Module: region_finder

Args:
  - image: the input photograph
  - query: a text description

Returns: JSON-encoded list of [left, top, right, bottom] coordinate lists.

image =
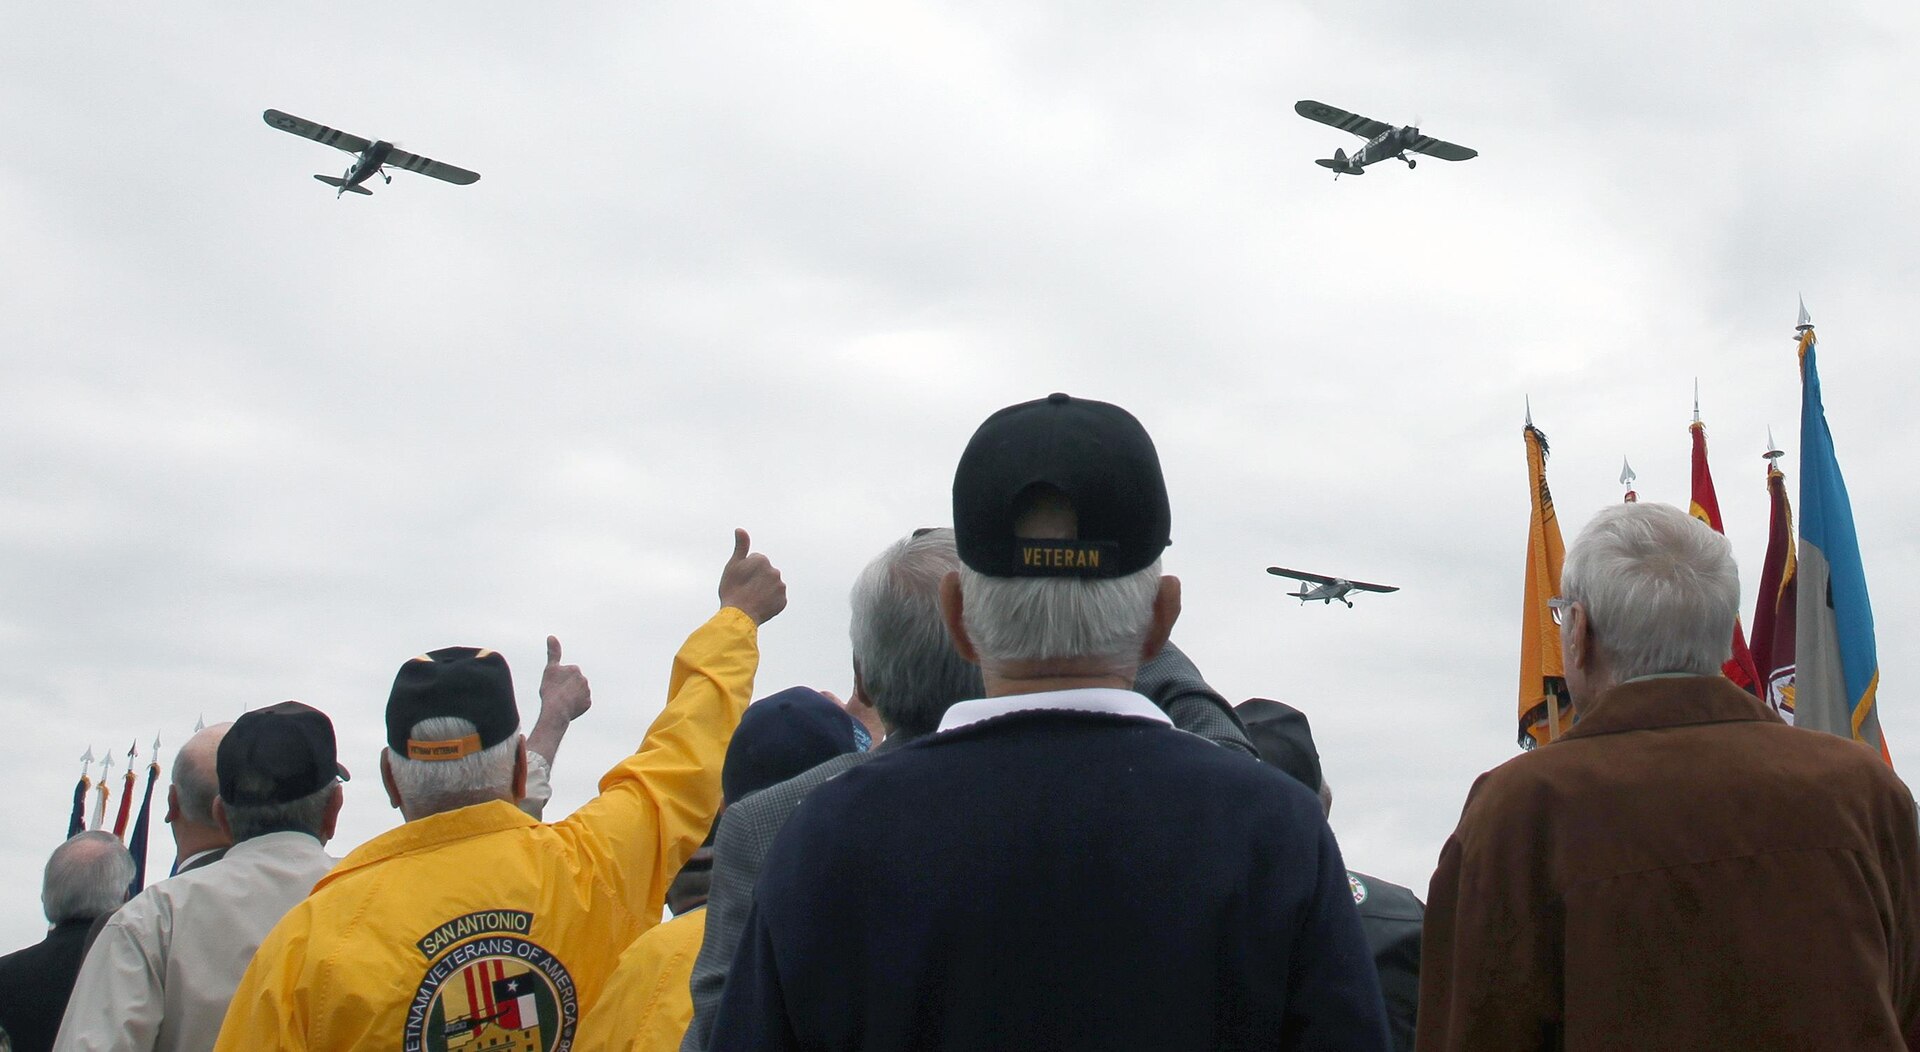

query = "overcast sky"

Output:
[[2, 1, 1917, 953]]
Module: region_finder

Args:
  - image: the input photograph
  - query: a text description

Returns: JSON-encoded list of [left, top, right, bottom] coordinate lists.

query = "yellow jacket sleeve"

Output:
[[551, 607, 759, 936]]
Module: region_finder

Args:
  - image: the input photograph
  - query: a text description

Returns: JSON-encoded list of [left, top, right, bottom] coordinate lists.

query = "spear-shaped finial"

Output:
[[1692, 379, 1701, 424], [1524, 395, 1533, 428], [126, 738, 138, 761], [1796, 294, 1814, 333], [1764, 425, 1785, 462], [80, 746, 95, 771], [1620, 457, 1637, 487], [152, 733, 163, 765], [193, 713, 205, 733]]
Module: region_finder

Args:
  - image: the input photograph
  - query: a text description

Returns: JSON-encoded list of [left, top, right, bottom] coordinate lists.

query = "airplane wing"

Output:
[[1345, 579, 1400, 594], [1404, 135, 1478, 161], [386, 148, 481, 186], [263, 110, 371, 155], [1294, 101, 1392, 141], [1267, 567, 1337, 586]]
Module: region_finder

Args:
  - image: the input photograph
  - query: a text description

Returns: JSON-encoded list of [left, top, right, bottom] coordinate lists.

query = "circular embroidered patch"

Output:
[[1349, 873, 1369, 906], [405, 935, 577, 1052]]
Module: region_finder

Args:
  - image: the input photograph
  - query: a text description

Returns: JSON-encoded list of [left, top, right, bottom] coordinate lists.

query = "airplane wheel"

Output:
[[1408, 158, 1417, 169]]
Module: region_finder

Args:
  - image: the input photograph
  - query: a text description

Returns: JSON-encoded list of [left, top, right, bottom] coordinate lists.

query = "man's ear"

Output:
[[381, 750, 404, 811], [512, 738, 528, 803], [1139, 575, 1182, 662], [939, 571, 980, 664], [211, 796, 232, 839], [164, 784, 180, 825], [320, 784, 345, 842]]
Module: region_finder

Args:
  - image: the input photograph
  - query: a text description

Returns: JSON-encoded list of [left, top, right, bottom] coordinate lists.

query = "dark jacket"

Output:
[[1419, 675, 1920, 1051], [0, 920, 96, 1052], [712, 708, 1389, 1051], [1348, 872, 1421, 1052]]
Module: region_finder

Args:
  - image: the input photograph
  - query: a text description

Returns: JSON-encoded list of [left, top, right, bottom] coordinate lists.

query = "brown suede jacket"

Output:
[[1419, 674, 1920, 1051]]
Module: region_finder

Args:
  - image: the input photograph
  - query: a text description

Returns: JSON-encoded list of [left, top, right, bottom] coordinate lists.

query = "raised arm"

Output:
[[1136, 640, 1256, 757], [519, 635, 593, 819], [550, 530, 785, 927]]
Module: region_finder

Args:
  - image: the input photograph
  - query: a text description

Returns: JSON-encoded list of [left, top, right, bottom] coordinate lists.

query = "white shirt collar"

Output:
[[936, 687, 1173, 733]]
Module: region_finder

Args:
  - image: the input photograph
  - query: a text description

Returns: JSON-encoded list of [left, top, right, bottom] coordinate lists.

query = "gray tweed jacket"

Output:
[[680, 641, 1253, 1050]]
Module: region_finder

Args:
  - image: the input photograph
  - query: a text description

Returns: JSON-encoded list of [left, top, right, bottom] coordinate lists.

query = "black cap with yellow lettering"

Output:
[[386, 647, 521, 761], [952, 393, 1171, 578]]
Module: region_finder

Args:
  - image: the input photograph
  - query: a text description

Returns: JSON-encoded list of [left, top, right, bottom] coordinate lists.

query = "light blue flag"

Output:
[[1793, 321, 1888, 764]]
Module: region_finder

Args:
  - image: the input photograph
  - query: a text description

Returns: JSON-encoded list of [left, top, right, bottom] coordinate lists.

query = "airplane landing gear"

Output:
[[1342, 598, 1354, 608], [1402, 154, 1417, 169]]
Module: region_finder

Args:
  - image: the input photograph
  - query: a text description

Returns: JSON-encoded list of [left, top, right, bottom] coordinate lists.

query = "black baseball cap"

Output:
[[218, 701, 351, 807], [386, 647, 520, 761], [952, 393, 1172, 578], [1235, 698, 1323, 791]]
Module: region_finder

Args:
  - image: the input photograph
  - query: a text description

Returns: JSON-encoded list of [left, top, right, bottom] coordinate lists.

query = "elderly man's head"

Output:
[[941, 394, 1180, 690], [1559, 502, 1740, 701], [167, 721, 233, 861], [42, 831, 135, 926], [849, 528, 985, 737], [214, 702, 349, 845], [380, 647, 527, 821]]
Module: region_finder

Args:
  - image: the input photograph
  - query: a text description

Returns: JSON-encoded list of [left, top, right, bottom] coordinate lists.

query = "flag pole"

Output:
[[68, 748, 95, 839], [125, 734, 163, 896], [91, 750, 113, 831]]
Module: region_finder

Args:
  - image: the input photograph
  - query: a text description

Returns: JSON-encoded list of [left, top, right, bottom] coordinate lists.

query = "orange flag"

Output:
[[1519, 416, 1572, 747], [1688, 418, 1764, 694]]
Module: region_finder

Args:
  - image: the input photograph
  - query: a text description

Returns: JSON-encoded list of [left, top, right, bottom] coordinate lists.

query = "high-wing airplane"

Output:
[[263, 110, 480, 197], [1294, 100, 1477, 179], [1267, 566, 1400, 608]]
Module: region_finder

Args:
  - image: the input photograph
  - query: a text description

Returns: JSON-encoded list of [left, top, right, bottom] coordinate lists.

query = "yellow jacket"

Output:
[[573, 908, 706, 1052], [214, 609, 758, 1052]]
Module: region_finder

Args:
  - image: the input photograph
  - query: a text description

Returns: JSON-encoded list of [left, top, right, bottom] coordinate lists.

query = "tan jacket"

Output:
[[1419, 675, 1920, 1051], [215, 609, 758, 1052]]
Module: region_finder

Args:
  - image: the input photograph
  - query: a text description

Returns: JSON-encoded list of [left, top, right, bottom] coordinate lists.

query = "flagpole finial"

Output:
[[1796, 294, 1814, 333], [1524, 395, 1533, 428], [1620, 456, 1638, 502], [1692, 379, 1700, 424], [193, 714, 205, 733], [81, 746, 95, 766], [152, 732, 163, 755], [1764, 425, 1785, 461]]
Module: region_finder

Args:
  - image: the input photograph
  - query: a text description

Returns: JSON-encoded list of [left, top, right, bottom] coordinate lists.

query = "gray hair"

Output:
[[1561, 502, 1739, 680], [225, 782, 336, 842], [958, 560, 1163, 668], [849, 529, 984, 738], [171, 722, 231, 826], [386, 717, 518, 816], [43, 831, 135, 924]]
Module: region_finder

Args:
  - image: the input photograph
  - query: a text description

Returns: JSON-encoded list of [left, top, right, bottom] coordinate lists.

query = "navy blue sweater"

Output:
[[710, 709, 1389, 1051]]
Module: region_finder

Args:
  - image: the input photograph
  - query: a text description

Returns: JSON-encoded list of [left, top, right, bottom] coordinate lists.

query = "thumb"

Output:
[[546, 635, 562, 667], [731, 528, 751, 563]]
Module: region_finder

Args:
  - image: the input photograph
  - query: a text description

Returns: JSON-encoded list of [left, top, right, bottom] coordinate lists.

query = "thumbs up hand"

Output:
[[538, 635, 593, 724], [718, 529, 787, 626]]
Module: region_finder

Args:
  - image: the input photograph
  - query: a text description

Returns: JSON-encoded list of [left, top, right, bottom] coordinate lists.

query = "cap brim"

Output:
[[336, 762, 352, 783]]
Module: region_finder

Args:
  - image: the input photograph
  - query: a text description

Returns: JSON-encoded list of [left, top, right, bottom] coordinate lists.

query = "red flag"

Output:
[[1689, 420, 1763, 693], [111, 740, 137, 839], [1752, 459, 1798, 722]]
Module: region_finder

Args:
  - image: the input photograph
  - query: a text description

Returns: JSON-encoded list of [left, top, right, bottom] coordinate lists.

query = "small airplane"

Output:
[[1267, 566, 1400, 608], [263, 109, 480, 197], [1294, 100, 1477, 179]]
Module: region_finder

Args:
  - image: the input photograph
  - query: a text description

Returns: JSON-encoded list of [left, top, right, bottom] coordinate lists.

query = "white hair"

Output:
[[44, 831, 135, 924], [224, 783, 336, 843], [385, 717, 518, 817], [849, 529, 984, 737], [958, 560, 1162, 668], [1561, 502, 1739, 680]]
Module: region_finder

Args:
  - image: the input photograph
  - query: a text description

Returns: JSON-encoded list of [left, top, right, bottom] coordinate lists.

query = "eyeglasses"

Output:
[[1547, 597, 1575, 626]]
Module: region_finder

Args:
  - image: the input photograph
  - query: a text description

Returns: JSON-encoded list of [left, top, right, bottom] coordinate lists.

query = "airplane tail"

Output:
[[314, 174, 373, 195], [1315, 148, 1363, 175]]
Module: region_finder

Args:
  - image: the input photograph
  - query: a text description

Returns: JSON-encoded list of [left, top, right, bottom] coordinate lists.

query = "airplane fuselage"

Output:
[[345, 140, 395, 187], [1314, 126, 1421, 175], [1292, 580, 1356, 606]]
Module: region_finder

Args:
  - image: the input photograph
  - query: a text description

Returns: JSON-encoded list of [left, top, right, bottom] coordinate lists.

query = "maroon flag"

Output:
[[125, 736, 161, 895], [1752, 457, 1798, 722]]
